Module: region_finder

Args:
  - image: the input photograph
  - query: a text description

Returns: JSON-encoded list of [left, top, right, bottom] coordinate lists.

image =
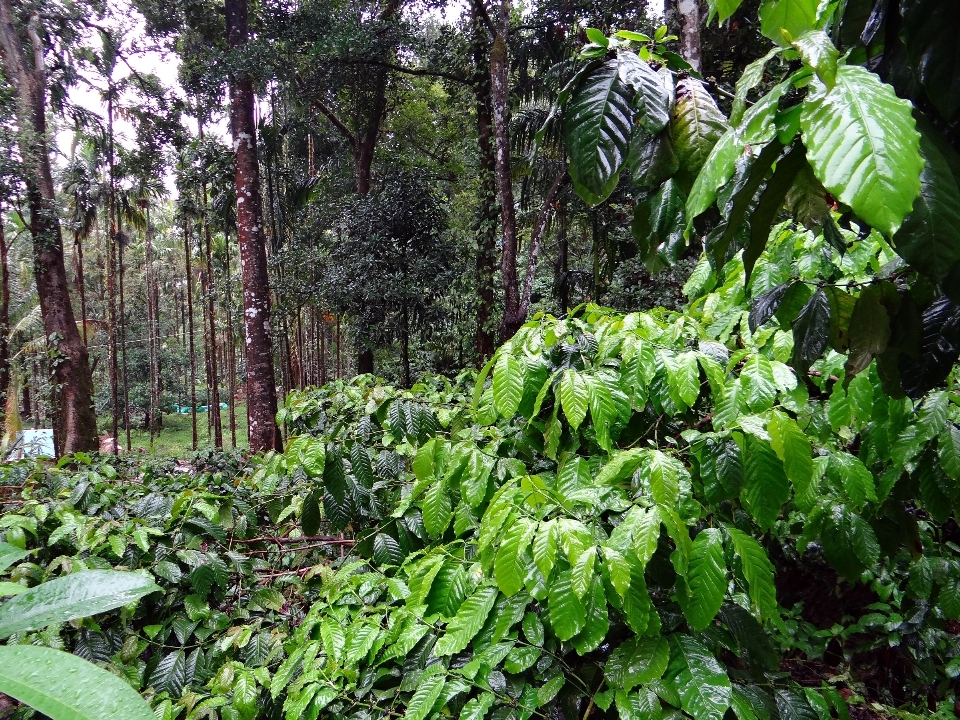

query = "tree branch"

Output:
[[312, 99, 357, 149]]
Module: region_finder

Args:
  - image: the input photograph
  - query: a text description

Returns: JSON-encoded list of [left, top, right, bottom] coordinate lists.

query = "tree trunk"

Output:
[[107, 92, 119, 450], [0, 4, 98, 455], [489, 0, 522, 340], [184, 223, 198, 450], [224, 230, 237, 448], [472, 0, 498, 363], [118, 216, 131, 450], [226, 0, 282, 453], [677, 0, 702, 72], [74, 229, 87, 346], [201, 169, 222, 448], [0, 211, 10, 406]]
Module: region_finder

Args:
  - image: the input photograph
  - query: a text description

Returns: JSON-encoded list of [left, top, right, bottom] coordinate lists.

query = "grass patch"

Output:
[[105, 403, 249, 456]]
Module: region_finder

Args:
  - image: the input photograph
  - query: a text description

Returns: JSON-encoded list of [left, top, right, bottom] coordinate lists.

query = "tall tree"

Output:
[[225, 0, 281, 452], [0, 2, 98, 454]]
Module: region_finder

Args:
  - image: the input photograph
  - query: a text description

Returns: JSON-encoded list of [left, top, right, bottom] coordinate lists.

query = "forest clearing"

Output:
[[1, 0, 960, 718]]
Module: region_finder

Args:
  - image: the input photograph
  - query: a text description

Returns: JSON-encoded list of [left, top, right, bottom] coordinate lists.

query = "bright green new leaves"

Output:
[[560, 370, 589, 430], [679, 528, 728, 630], [800, 65, 923, 237], [586, 375, 616, 451], [791, 31, 838, 87], [596, 449, 644, 486], [493, 352, 523, 418], [743, 435, 789, 530], [637, 450, 685, 507], [741, 354, 777, 412], [0, 570, 159, 639], [495, 518, 537, 597], [726, 527, 781, 626], [759, 0, 819, 45], [768, 411, 813, 502], [671, 78, 729, 185], [435, 586, 499, 656], [605, 635, 670, 690], [564, 58, 635, 205], [664, 634, 732, 720], [0, 644, 155, 720], [422, 480, 452, 538], [548, 569, 586, 640]]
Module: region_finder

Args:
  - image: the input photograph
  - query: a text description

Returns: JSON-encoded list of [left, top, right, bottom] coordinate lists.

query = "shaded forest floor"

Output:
[[101, 402, 250, 455]]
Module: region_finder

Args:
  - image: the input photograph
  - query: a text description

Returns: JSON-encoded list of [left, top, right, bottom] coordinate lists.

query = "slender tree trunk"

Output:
[[472, 0, 498, 362], [336, 316, 341, 379], [145, 206, 160, 440], [118, 216, 131, 450], [224, 231, 237, 448], [0, 212, 10, 406], [319, 313, 326, 385], [677, 0, 703, 72], [184, 224, 198, 450], [107, 93, 119, 451], [0, 5, 98, 454], [226, 0, 281, 453]]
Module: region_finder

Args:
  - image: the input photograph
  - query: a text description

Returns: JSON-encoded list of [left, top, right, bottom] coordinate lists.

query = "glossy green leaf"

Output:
[[731, 48, 781, 125], [743, 436, 789, 531], [800, 65, 923, 236], [495, 518, 537, 597], [679, 528, 728, 630], [768, 411, 813, 501], [792, 31, 838, 87], [571, 576, 609, 655], [791, 288, 831, 373], [0, 570, 159, 639], [726, 527, 780, 625], [548, 569, 586, 641], [671, 78, 729, 187], [664, 634, 732, 720], [422, 480, 452, 538], [404, 673, 445, 720], [0, 644, 155, 720], [560, 369, 589, 430], [564, 58, 635, 204], [493, 352, 524, 418], [605, 635, 670, 690], [435, 585, 499, 656], [618, 52, 673, 133], [741, 354, 777, 413]]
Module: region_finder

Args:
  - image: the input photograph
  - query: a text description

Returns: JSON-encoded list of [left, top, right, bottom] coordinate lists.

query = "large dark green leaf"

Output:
[[791, 289, 831, 373], [0, 645, 155, 720], [605, 635, 670, 690], [749, 282, 791, 332], [564, 58, 635, 205], [0, 570, 159, 639], [800, 65, 923, 236], [0, 541, 29, 573], [892, 121, 960, 286], [671, 78, 728, 189], [618, 52, 673, 133], [845, 284, 891, 376], [901, 0, 960, 120], [743, 145, 807, 283], [629, 129, 679, 188], [743, 436, 789, 531], [647, 179, 688, 264]]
